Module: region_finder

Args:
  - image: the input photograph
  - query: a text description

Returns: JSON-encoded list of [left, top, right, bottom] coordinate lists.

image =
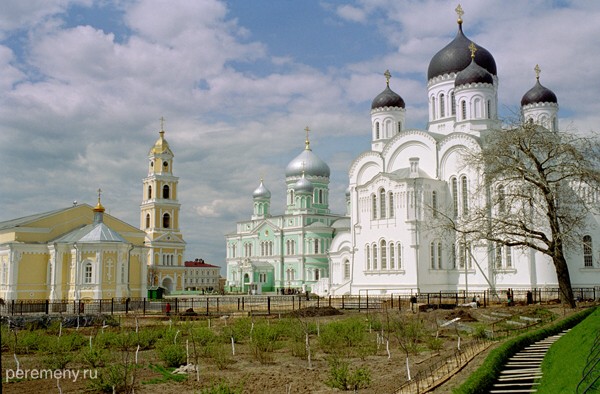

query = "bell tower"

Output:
[[140, 118, 186, 292]]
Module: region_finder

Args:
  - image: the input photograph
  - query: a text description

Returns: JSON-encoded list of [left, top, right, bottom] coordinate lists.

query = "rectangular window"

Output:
[[84, 264, 92, 284]]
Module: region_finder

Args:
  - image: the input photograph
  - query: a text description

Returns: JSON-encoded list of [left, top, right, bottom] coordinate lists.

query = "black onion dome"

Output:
[[521, 80, 558, 106], [371, 85, 405, 109], [428, 24, 497, 80], [455, 58, 493, 87]]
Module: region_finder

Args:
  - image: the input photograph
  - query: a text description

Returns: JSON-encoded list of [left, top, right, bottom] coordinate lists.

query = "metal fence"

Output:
[[0, 287, 596, 317]]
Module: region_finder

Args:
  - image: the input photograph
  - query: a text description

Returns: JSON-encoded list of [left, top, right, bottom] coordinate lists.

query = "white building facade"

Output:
[[316, 13, 600, 296]]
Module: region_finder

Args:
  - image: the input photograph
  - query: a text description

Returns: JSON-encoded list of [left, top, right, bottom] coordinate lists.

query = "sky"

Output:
[[2, 0, 600, 274]]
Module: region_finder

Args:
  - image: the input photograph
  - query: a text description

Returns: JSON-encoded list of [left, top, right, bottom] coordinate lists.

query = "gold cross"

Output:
[[304, 126, 311, 149], [534, 64, 541, 80], [469, 42, 477, 59], [384, 69, 391, 86], [97, 188, 102, 204], [159, 116, 165, 131], [455, 4, 464, 24]]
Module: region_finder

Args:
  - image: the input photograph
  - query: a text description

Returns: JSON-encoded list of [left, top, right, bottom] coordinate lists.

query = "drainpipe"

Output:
[[127, 244, 134, 297], [73, 243, 79, 302]]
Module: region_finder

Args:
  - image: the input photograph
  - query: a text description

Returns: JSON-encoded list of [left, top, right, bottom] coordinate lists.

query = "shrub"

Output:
[[157, 342, 186, 367], [250, 323, 281, 364], [326, 357, 371, 391], [319, 318, 366, 355], [88, 363, 135, 393], [80, 346, 107, 368]]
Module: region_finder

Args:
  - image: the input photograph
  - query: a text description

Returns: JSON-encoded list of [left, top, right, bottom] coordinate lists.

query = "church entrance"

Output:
[[162, 277, 174, 294]]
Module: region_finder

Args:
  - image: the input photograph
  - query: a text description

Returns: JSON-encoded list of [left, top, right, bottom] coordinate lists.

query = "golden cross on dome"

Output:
[[159, 116, 165, 131], [304, 126, 311, 150], [455, 4, 464, 24], [534, 64, 541, 80], [97, 188, 102, 204], [384, 69, 391, 86], [468, 42, 477, 59]]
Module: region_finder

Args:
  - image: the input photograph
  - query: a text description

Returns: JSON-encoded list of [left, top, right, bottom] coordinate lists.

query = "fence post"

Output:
[[298, 295, 302, 310], [216, 297, 219, 313], [175, 298, 178, 314], [390, 294, 394, 309], [328, 295, 331, 307], [206, 298, 210, 316], [317, 296, 320, 308], [111, 298, 114, 315], [342, 295, 345, 309], [267, 296, 271, 315], [45, 299, 49, 315], [242, 297, 245, 311], [398, 295, 401, 311], [143, 298, 146, 315]]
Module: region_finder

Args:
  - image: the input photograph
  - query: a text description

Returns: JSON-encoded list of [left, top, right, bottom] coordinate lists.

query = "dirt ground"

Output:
[[0, 304, 583, 394]]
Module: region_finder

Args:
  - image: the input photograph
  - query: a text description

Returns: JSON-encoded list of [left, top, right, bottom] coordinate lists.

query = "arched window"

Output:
[[84, 262, 93, 284], [398, 121, 402, 133], [380, 240, 387, 269], [319, 189, 323, 204], [375, 122, 380, 139], [344, 260, 350, 279], [289, 190, 294, 205], [162, 213, 170, 228], [451, 177, 458, 217], [389, 244, 395, 269], [163, 185, 170, 199], [366, 245, 371, 270], [145, 214, 151, 229], [438, 242, 443, 269], [148, 185, 152, 199], [397, 243, 402, 269], [372, 194, 377, 220], [584, 235, 593, 267], [495, 243, 502, 268], [431, 96, 436, 120], [440, 93, 445, 117], [315, 269, 320, 280], [379, 189, 386, 218], [461, 176, 469, 215], [487, 100, 491, 119], [314, 238, 319, 254], [451, 91, 456, 115], [474, 98, 481, 118], [505, 247, 512, 268], [388, 192, 394, 218], [372, 243, 378, 270], [461, 101, 467, 120], [432, 191, 438, 218]]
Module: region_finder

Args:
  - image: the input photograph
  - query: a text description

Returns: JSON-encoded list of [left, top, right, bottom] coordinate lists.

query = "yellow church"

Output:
[[0, 125, 187, 301]]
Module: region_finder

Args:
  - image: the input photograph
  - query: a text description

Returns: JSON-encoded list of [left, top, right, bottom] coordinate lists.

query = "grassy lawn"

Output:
[[536, 307, 600, 393]]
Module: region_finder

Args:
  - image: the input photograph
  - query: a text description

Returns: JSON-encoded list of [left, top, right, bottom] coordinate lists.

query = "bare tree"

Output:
[[443, 122, 600, 308]]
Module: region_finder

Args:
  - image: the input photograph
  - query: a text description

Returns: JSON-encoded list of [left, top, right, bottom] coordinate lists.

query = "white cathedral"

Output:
[[227, 9, 600, 296]]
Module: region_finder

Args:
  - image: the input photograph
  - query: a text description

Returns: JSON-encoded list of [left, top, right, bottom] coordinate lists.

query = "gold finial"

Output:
[[94, 188, 105, 212], [534, 64, 541, 80], [160, 116, 165, 131], [304, 126, 311, 150], [468, 42, 477, 59], [455, 4, 464, 24], [384, 69, 391, 86]]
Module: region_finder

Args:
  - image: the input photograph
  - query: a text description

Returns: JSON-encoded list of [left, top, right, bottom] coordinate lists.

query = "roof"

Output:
[[184, 260, 220, 268]]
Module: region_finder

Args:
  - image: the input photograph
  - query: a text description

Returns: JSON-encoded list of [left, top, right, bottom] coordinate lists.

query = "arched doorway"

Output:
[[162, 277, 173, 294], [243, 273, 250, 293]]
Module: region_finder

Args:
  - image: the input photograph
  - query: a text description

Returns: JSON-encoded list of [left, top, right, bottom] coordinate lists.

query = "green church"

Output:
[[225, 130, 347, 294]]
